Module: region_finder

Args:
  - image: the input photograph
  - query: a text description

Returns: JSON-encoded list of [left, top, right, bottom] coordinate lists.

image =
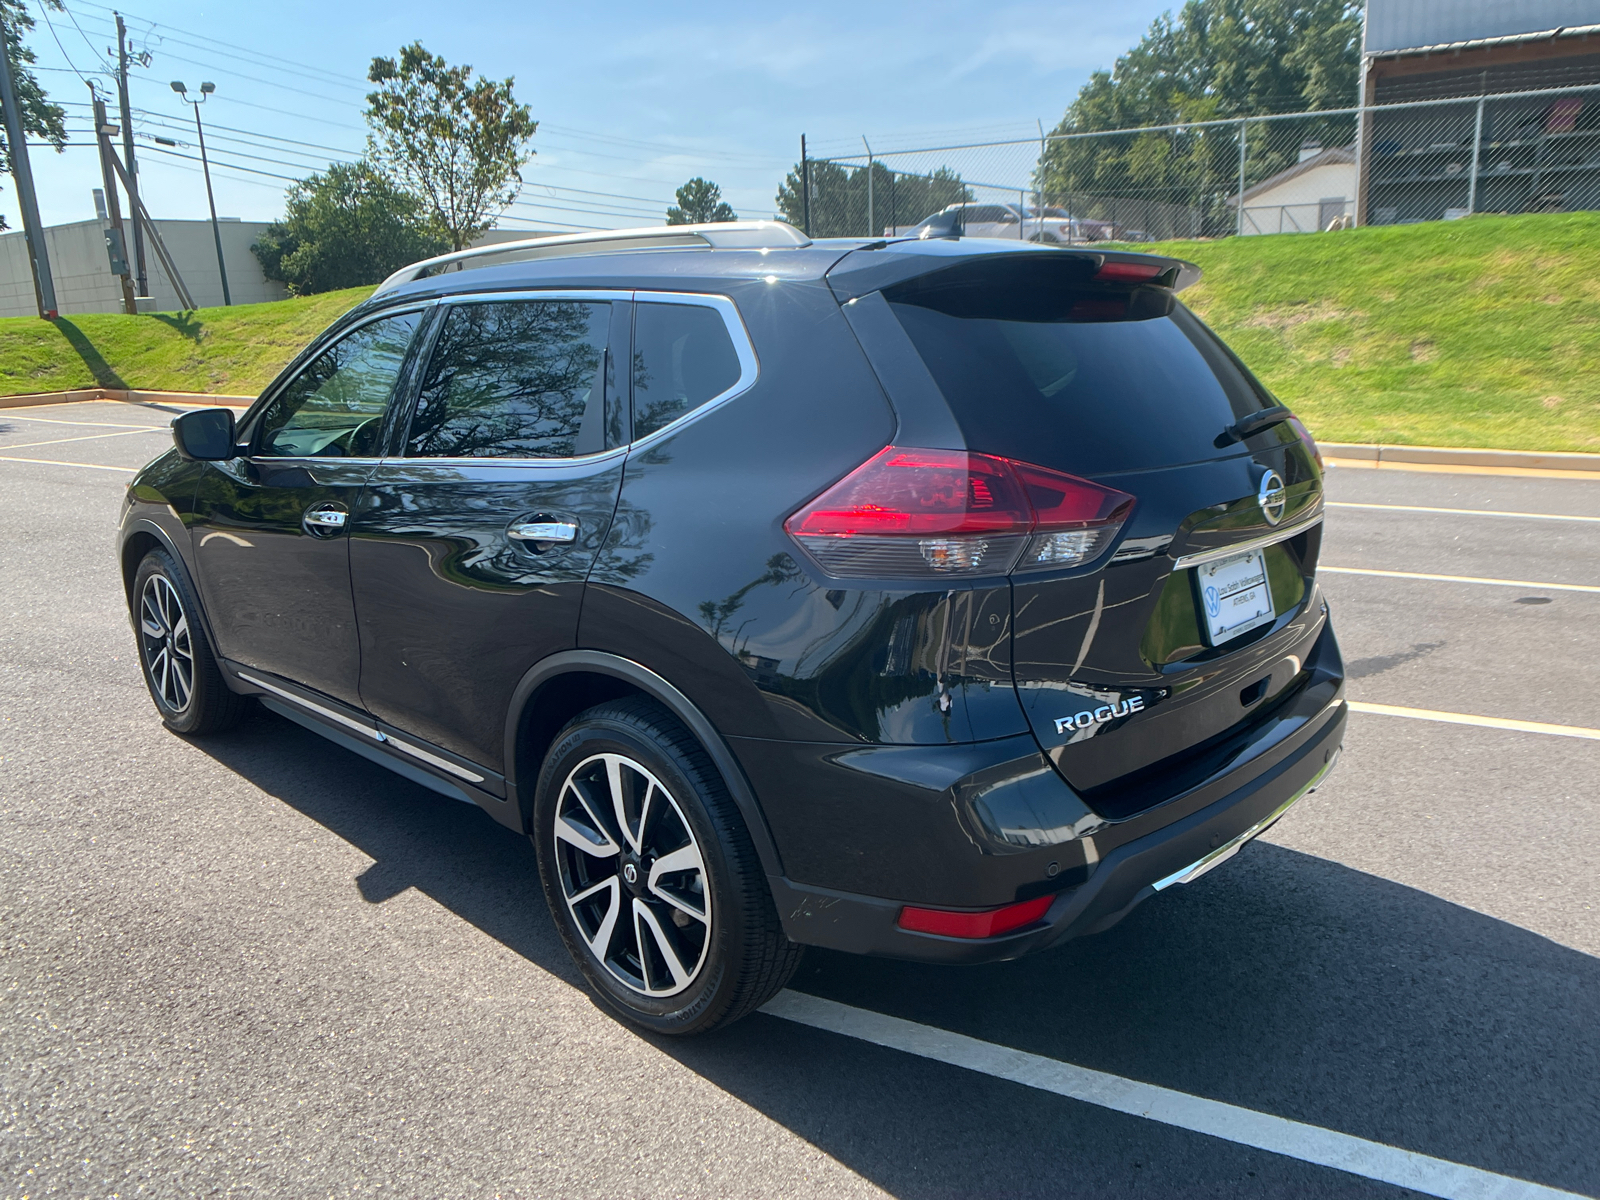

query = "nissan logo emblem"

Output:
[[1257, 470, 1287, 526]]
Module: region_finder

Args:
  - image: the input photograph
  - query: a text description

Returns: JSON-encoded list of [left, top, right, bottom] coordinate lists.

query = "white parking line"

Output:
[[1327, 501, 1600, 524], [1348, 701, 1600, 741], [1321, 566, 1600, 594], [1, 428, 163, 451], [762, 991, 1588, 1200], [0, 455, 135, 472], [0, 413, 168, 429]]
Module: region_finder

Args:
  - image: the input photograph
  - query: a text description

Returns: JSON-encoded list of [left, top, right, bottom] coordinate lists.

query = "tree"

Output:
[[251, 161, 449, 295], [0, 0, 67, 231], [365, 42, 537, 251], [775, 160, 970, 237], [666, 177, 736, 225], [1035, 0, 1361, 235]]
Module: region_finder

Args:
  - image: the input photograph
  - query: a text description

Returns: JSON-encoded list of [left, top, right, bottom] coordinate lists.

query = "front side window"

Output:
[[254, 311, 421, 458], [406, 300, 610, 459], [630, 302, 741, 441]]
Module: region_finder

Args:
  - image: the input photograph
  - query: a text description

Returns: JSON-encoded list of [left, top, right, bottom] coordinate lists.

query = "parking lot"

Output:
[[3, 400, 1597, 1199]]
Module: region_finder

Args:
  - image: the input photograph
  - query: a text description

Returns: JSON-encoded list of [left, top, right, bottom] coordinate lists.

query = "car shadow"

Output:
[[192, 706, 1600, 1199]]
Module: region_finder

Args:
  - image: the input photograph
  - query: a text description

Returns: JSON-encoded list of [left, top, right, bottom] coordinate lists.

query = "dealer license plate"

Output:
[[1194, 548, 1275, 646]]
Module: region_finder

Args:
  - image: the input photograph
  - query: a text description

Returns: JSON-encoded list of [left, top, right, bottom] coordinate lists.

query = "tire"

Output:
[[131, 549, 250, 735], [533, 697, 803, 1035]]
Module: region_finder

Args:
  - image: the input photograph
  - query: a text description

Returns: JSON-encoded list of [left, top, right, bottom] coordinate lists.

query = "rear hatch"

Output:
[[833, 246, 1326, 818]]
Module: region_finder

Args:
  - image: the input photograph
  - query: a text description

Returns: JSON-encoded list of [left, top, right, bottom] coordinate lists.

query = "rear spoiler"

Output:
[[824, 239, 1201, 304]]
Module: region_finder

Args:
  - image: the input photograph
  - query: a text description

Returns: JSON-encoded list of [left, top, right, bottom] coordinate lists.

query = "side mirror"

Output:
[[171, 408, 237, 461]]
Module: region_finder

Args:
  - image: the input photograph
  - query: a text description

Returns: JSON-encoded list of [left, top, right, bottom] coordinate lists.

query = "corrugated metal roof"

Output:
[[1366, 0, 1600, 55]]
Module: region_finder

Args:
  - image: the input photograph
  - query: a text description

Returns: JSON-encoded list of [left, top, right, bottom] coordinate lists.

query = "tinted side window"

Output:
[[631, 302, 741, 441], [405, 300, 611, 459], [255, 311, 421, 458]]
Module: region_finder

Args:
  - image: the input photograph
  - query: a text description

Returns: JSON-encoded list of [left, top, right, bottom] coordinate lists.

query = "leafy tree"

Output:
[[776, 160, 970, 237], [365, 42, 538, 251], [1036, 0, 1360, 235], [251, 161, 448, 295], [666, 177, 736, 224], [0, 0, 67, 231]]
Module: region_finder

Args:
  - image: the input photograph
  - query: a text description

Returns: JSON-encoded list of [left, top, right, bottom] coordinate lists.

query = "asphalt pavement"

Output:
[[2, 401, 1597, 1199]]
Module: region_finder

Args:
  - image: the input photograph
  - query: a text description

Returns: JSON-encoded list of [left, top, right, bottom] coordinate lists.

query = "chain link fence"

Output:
[[802, 82, 1600, 243]]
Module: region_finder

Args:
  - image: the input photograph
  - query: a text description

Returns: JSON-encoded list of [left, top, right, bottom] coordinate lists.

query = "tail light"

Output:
[[785, 446, 1134, 579], [1287, 416, 1323, 472], [1094, 260, 1163, 283]]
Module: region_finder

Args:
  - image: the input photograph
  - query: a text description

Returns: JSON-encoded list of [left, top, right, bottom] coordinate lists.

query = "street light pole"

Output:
[[171, 80, 230, 306]]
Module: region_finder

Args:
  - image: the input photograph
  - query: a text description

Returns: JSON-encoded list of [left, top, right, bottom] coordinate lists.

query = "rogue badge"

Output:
[[1055, 695, 1145, 734]]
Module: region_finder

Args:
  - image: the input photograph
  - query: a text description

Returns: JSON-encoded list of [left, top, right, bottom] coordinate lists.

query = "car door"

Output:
[[348, 293, 630, 776], [189, 307, 426, 707]]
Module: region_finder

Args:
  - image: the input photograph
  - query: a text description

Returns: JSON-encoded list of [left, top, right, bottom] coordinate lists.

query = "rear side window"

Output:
[[406, 300, 610, 459], [886, 272, 1276, 476], [631, 302, 741, 441]]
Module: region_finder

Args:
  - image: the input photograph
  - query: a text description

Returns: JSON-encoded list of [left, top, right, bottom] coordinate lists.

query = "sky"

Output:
[[5, 0, 1174, 236]]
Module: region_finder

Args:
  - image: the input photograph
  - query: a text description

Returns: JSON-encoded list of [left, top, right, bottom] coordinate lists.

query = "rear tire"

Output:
[[533, 697, 802, 1035], [131, 549, 249, 735]]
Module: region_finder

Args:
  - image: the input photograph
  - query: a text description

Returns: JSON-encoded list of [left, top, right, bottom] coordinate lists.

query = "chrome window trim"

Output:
[[392, 288, 759, 466], [1170, 513, 1323, 571]]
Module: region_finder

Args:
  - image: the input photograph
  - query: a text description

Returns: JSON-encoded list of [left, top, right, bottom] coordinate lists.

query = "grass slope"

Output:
[[0, 287, 371, 398], [1139, 211, 1600, 452]]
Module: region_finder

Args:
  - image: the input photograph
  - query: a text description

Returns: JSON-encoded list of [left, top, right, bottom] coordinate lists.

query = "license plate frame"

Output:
[[1193, 547, 1276, 646]]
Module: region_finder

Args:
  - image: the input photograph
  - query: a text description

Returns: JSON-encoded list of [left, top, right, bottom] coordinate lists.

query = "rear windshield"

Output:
[[884, 261, 1276, 475]]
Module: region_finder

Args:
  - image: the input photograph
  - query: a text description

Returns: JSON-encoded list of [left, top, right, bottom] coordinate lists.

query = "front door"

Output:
[[190, 308, 425, 706], [350, 295, 629, 773]]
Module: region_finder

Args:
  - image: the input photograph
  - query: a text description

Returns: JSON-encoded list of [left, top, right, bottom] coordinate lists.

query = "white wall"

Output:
[[1239, 162, 1359, 235], [0, 217, 287, 317]]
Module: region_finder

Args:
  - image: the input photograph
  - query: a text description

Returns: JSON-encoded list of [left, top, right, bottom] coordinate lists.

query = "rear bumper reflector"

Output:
[[897, 893, 1054, 939]]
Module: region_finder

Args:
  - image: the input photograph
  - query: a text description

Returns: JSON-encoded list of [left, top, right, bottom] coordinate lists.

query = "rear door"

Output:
[[348, 293, 629, 776], [866, 252, 1326, 816]]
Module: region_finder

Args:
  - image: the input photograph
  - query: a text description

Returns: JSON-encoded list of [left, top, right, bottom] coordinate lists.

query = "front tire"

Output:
[[131, 549, 249, 735], [533, 698, 802, 1035]]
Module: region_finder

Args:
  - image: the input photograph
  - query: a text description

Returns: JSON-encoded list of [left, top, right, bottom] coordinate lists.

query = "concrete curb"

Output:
[[0, 387, 255, 410], [1320, 441, 1600, 477]]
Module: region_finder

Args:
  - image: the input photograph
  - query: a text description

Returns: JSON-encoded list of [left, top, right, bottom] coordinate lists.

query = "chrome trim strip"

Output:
[[1171, 514, 1323, 571], [237, 670, 486, 784], [383, 734, 487, 783], [1152, 748, 1339, 891], [236, 671, 374, 737]]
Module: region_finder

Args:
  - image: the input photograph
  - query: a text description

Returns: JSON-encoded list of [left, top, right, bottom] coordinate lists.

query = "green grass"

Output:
[[0, 286, 372, 398], [1134, 211, 1600, 453], [4, 213, 1599, 451]]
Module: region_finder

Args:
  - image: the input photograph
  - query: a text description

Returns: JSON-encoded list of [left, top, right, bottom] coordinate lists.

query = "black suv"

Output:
[[119, 221, 1345, 1035]]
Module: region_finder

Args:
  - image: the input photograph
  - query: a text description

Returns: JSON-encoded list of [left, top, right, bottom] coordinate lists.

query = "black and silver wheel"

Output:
[[131, 549, 249, 734], [534, 698, 802, 1035]]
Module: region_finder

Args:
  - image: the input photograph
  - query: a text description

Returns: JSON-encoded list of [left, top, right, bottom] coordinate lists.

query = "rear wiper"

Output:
[[1216, 405, 1294, 447]]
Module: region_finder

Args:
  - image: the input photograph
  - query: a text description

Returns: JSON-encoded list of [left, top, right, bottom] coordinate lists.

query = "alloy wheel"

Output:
[[553, 752, 711, 997], [139, 573, 194, 712]]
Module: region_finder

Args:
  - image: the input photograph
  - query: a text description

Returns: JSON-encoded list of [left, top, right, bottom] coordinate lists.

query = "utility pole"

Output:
[[172, 80, 229, 305], [91, 90, 138, 314], [114, 12, 147, 296], [0, 16, 58, 318]]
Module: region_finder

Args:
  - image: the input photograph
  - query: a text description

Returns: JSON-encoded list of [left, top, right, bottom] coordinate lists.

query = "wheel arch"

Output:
[[504, 650, 785, 879], [119, 519, 223, 656]]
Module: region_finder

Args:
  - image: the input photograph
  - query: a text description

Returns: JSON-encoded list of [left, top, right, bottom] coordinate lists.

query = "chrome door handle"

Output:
[[508, 520, 578, 544], [303, 509, 348, 529]]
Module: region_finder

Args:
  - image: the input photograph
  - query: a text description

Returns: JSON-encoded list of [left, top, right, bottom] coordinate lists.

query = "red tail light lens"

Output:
[[785, 446, 1134, 579], [898, 894, 1054, 939], [1094, 260, 1163, 283]]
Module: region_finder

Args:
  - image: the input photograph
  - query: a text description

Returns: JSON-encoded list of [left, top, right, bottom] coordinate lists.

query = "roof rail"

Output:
[[372, 220, 813, 296]]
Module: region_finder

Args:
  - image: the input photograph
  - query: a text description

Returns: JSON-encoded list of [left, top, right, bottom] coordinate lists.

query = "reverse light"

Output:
[[898, 894, 1055, 939], [784, 446, 1134, 579]]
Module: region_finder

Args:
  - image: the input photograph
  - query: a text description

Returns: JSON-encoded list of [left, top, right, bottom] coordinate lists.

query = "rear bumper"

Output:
[[768, 685, 1346, 964]]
